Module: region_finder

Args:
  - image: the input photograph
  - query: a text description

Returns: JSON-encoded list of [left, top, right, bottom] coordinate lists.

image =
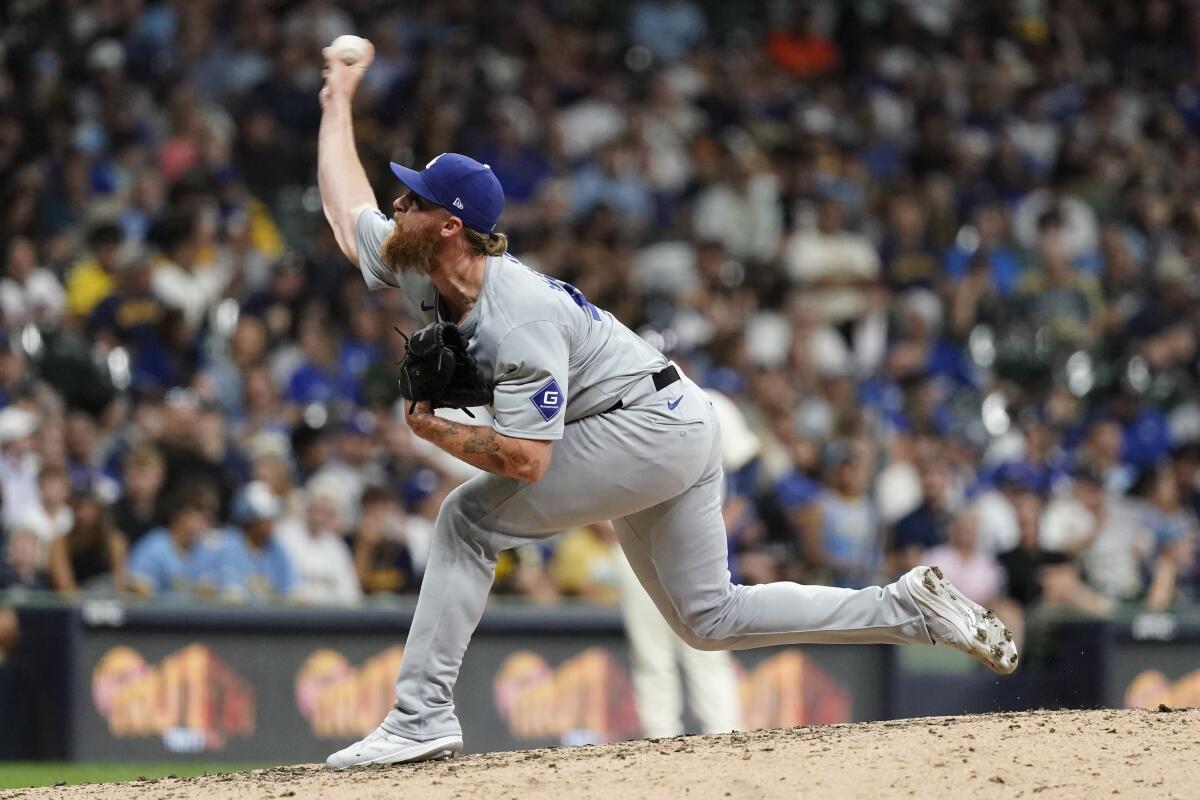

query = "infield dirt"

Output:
[[6, 708, 1199, 800]]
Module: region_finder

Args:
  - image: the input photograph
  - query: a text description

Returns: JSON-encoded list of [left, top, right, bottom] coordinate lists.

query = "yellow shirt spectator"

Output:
[[66, 223, 124, 317], [66, 258, 116, 316]]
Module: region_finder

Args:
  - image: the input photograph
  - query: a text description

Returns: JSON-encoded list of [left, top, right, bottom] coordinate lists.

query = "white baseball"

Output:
[[330, 34, 367, 65]]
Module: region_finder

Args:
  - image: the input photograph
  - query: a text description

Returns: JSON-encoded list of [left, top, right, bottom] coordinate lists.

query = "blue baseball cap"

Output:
[[389, 153, 505, 233]]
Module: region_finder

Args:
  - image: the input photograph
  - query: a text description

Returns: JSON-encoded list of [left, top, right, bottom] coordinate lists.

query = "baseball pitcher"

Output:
[[317, 39, 1018, 768]]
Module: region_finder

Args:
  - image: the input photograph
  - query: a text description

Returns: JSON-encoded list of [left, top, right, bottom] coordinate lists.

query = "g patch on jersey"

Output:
[[530, 378, 564, 422]]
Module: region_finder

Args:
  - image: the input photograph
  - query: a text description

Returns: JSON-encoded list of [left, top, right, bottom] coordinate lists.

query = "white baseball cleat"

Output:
[[904, 565, 1019, 675], [325, 727, 463, 769]]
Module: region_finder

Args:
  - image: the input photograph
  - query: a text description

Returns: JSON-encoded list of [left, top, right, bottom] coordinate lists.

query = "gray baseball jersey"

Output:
[[346, 206, 936, 748], [357, 209, 671, 436]]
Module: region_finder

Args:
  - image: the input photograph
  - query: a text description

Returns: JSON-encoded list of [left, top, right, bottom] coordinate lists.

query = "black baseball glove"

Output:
[[396, 321, 493, 416]]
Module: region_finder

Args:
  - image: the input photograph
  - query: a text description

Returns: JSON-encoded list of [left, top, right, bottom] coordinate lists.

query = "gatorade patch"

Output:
[[530, 379, 564, 422]]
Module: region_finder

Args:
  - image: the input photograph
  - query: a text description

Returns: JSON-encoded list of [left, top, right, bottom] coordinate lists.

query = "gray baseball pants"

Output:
[[383, 374, 932, 740]]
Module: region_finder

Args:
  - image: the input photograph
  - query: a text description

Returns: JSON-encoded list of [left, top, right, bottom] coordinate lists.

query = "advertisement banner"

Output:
[[74, 623, 887, 762]]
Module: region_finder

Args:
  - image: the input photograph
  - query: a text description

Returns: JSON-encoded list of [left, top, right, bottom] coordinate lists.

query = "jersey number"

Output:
[[555, 280, 602, 322], [533, 270, 602, 322]]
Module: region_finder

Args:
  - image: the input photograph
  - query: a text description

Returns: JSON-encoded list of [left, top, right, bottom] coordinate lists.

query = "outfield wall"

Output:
[[1, 599, 1197, 762]]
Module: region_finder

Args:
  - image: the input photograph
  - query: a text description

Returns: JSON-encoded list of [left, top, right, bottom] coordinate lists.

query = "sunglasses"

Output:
[[400, 191, 442, 214]]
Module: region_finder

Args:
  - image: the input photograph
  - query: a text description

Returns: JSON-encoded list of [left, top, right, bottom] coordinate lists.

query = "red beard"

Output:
[[381, 216, 439, 276]]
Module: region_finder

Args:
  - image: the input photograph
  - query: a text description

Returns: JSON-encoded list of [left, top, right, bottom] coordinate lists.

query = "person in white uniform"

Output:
[[317, 41, 1019, 769]]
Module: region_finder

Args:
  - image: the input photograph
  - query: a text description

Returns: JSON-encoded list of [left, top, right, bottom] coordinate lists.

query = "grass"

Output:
[[0, 762, 274, 789]]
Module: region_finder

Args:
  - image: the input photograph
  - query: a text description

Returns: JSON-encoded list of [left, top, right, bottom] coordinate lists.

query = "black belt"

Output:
[[603, 364, 679, 413]]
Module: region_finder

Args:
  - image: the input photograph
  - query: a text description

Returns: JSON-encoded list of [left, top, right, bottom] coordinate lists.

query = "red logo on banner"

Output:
[[294, 647, 406, 738], [91, 644, 255, 752]]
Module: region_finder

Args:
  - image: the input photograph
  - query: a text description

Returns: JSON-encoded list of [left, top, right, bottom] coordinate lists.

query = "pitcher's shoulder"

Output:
[[485, 254, 581, 324]]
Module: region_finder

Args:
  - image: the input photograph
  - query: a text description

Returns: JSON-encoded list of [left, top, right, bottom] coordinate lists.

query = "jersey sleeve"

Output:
[[354, 208, 434, 303], [491, 321, 570, 441]]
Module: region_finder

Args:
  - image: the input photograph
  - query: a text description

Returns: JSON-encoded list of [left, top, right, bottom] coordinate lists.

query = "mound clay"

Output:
[[8, 708, 1200, 800]]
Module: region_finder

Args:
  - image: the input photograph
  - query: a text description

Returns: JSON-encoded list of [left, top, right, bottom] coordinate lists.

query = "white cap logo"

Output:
[[452, 198, 464, 209]]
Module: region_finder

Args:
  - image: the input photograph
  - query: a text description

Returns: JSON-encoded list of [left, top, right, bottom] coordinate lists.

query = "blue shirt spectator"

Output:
[[126, 488, 213, 597], [189, 481, 296, 602], [189, 528, 295, 602], [629, 0, 708, 62]]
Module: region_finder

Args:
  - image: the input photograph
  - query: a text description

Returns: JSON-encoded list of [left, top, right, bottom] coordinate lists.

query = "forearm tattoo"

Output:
[[422, 416, 542, 480]]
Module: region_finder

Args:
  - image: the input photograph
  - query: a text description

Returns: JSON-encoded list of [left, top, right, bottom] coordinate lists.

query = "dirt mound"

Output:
[[8, 708, 1200, 800]]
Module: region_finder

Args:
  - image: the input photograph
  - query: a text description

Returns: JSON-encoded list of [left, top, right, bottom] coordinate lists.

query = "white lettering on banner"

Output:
[[82, 600, 126, 627], [1131, 613, 1177, 641]]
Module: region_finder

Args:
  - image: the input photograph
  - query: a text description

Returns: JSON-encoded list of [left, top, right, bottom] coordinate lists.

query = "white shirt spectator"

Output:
[[557, 93, 626, 160], [783, 227, 880, 324], [0, 407, 42, 529], [971, 489, 1021, 555], [276, 489, 362, 607], [692, 173, 783, 265], [1012, 189, 1099, 261], [151, 255, 233, 331], [1040, 495, 1150, 601], [0, 268, 66, 328]]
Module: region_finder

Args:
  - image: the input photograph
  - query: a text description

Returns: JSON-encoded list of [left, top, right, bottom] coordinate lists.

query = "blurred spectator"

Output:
[[126, 483, 216, 598], [691, 146, 782, 266], [943, 203, 1022, 296], [1131, 464, 1197, 611], [1017, 213, 1105, 351], [765, 4, 840, 77], [109, 445, 166, 546], [0, 407, 41, 528], [889, 459, 955, 575], [16, 463, 73, 572], [65, 222, 123, 318], [47, 480, 127, 596], [352, 485, 417, 595], [150, 209, 235, 333], [1040, 466, 1149, 605], [276, 484, 361, 606], [155, 388, 235, 515], [801, 439, 880, 588], [998, 492, 1113, 616], [284, 311, 359, 409], [923, 510, 1004, 606], [0, 237, 65, 329], [397, 468, 441, 579], [1077, 418, 1136, 494], [971, 462, 1039, 556], [191, 480, 295, 603], [86, 242, 168, 354], [550, 523, 619, 602], [0, 520, 51, 592], [629, 0, 707, 63], [1123, 250, 1197, 372], [309, 411, 386, 529], [923, 508, 1025, 646], [783, 194, 882, 365], [880, 194, 940, 292]]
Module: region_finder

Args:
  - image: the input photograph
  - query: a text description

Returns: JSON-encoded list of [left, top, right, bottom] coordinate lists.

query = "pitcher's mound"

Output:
[[15, 708, 1200, 800]]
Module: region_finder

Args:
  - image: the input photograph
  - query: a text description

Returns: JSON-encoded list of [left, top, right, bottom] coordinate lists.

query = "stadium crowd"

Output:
[[2, 0, 1200, 649]]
